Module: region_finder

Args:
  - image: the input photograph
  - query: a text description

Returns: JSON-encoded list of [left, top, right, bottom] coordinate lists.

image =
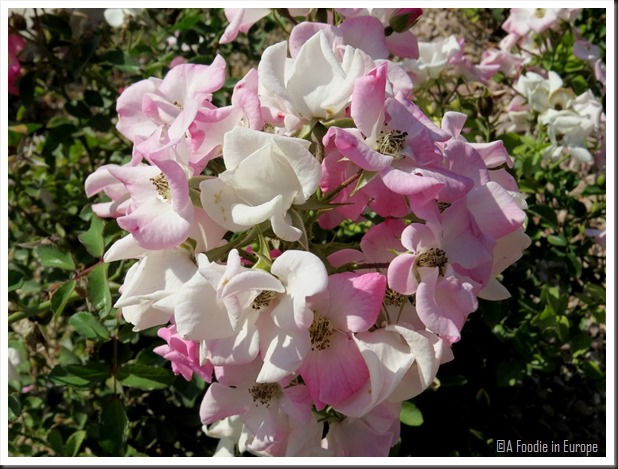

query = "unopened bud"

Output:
[[478, 95, 494, 118], [10, 14, 27, 31], [388, 8, 423, 33]]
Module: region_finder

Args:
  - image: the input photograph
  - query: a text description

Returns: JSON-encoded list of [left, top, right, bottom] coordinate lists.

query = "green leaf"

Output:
[[8, 394, 21, 420], [65, 100, 92, 119], [400, 401, 424, 426], [172, 11, 202, 31], [581, 185, 605, 196], [8, 270, 25, 292], [69, 311, 110, 340], [47, 428, 65, 455], [51, 280, 77, 318], [99, 399, 128, 455], [78, 217, 105, 257], [64, 430, 87, 457], [496, 360, 525, 387], [117, 364, 175, 390], [547, 234, 567, 246], [87, 264, 112, 316], [49, 363, 110, 387], [527, 204, 558, 228], [36, 245, 75, 271], [39, 13, 72, 38]]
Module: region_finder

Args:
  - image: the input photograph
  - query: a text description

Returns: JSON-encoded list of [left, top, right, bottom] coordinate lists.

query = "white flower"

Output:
[[258, 30, 367, 127], [114, 248, 197, 331], [103, 9, 139, 28], [540, 110, 595, 162], [200, 127, 321, 242], [572, 90, 604, 129], [402, 35, 461, 84], [514, 71, 563, 113]]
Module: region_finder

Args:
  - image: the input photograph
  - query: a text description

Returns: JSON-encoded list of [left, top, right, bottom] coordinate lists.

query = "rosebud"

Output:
[[9, 14, 27, 31], [477, 95, 494, 118], [388, 8, 423, 33]]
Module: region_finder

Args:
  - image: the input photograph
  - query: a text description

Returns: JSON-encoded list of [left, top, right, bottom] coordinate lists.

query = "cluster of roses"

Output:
[[498, 8, 606, 170], [396, 7, 606, 171], [85, 8, 530, 457]]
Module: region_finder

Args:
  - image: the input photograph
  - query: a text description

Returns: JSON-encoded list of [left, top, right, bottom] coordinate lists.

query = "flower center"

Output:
[[437, 201, 452, 213], [534, 8, 546, 18], [150, 173, 172, 201], [377, 130, 408, 159], [309, 313, 333, 351], [416, 248, 448, 276], [173, 101, 184, 111], [248, 382, 281, 407], [384, 287, 408, 307], [251, 290, 278, 310]]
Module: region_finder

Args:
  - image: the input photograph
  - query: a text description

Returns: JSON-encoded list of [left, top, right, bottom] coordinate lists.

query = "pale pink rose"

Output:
[[219, 8, 271, 44], [154, 323, 213, 382], [503, 8, 560, 36], [298, 271, 386, 409], [322, 401, 401, 456], [199, 359, 314, 455]]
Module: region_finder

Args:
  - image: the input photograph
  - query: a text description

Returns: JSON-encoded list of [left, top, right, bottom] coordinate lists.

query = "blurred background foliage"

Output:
[[7, 8, 606, 457]]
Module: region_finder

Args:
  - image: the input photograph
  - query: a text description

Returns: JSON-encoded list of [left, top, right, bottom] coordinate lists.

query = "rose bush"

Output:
[[6, 7, 607, 459]]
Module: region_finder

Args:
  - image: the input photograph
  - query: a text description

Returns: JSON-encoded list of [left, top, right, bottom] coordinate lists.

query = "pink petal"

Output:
[[324, 127, 393, 171], [386, 30, 419, 58], [335, 328, 415, 417], [340, 16, 389, 60], [360, 218, 406, 263], [116, 78, 160, 141], [289, 22, 335, 58], [415, 268, 477, 342], [441, 111, 467, 138], [299, 333, 369, 409], [324, 272, 385, 332], [199, 383, 252, 424], [387, 253, 418, 295], [379, 166, 443, 203], [351, 62, 387, 139], [466, 181, 526, 240], [280, 385, 313, 424]]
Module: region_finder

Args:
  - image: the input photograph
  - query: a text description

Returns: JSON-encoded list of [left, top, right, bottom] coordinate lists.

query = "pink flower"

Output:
[[219, 8, 271, 44], [154, 323, 213, 382], [85, 164, 132, 218], [585, 228, 606, 247], [116, 58, 226, 155], [336, 8, 420, 59], [107, 159, 193, 250], [386, 211, 488, 342], [502, 8, 560, 36], [199, 359, 314, 455], [298, 271, 386, 409], [8, 33, 25, 96], [480, 48, 525, 76], [322, 401, 401, 456]]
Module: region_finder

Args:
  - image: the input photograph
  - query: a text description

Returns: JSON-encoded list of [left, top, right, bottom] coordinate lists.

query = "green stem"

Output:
[[270, 9, 291, 36], [8, 292, 80, 325], [323, 171, 362, 202]]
